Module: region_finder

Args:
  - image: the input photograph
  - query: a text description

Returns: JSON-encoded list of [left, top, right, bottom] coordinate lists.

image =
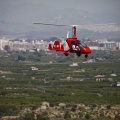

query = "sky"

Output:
[[0, 0, 120, 37]]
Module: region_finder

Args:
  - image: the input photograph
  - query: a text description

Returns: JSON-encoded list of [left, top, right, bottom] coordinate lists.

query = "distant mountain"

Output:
[[0, 2, 120, 39]]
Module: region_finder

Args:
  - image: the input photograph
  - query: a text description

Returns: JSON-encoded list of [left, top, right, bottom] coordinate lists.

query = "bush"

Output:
[[0, 105, 18, 116], [71, 107, 76, 112], [37, 112, 50, 120], [85, 113, 91, 119], [64, 111, 71, 119], [78, 112, 83, 118], [21, 112, 35, 120], [107, 104, 111, 109]]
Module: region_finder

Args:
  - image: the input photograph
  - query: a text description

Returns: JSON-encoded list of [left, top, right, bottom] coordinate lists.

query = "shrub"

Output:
[[21, 112, 35, 120], [37, 112, 50, 120], [71, 107, 76, 112], [85, 113, 91, 119], [64, 111, 71, 119]]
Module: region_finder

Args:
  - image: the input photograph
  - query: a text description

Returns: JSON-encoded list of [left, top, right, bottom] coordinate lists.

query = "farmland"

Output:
[[0, 50, 120, 119]]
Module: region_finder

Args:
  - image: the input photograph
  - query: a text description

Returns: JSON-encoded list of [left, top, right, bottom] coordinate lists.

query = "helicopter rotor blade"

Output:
[[33, 22, 81, 27], [92, 23, 116, 26], [33, 22, 68, 26], [33, 22, 116, 28]]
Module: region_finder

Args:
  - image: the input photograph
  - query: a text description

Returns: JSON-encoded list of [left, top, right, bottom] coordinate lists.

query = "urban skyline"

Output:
[[0, 37, 120, 52]]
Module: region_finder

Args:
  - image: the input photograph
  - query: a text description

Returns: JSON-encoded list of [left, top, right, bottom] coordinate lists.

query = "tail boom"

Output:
[[48, 40, 70, 56]]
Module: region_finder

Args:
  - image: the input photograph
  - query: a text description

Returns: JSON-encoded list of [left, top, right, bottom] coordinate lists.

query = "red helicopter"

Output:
[[34, 23, 91, 57]]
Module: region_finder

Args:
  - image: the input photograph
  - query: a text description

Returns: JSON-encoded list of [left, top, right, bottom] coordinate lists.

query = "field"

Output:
[[0, 50, 120, 119]]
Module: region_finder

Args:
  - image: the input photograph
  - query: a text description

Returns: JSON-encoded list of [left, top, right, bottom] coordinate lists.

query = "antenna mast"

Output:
[[72, 26, 76, 38]]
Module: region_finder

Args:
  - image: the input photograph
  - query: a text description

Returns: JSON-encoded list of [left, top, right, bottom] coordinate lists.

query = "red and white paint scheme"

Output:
[[34, 23, 91, 57]]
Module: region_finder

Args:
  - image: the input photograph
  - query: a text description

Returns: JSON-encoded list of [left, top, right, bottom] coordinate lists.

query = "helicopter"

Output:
[[33, 23, 91, 57]]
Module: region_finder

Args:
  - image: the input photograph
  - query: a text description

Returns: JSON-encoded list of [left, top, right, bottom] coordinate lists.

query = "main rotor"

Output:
[[34, 22, 116, 38], [33, 22, 77, 38]]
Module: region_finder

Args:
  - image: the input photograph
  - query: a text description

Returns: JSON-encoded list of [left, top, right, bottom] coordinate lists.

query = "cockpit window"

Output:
[[77, 40, 87, 47], [72, 41, 76, 45]]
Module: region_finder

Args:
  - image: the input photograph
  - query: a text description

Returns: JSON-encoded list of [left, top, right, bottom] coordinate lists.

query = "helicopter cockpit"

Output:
[[76, 40, 87, 47], [72, 40, 87, 51], [72, 40, 87, 49]]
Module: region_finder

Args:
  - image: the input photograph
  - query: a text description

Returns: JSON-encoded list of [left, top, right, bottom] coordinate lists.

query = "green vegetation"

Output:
[[0, 50, 120, 119]]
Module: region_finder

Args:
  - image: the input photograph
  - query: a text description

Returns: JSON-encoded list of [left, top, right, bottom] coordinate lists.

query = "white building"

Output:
[[116, 42, 120, 50], [34, 40, 48, 51], [98, 41, 116, 50], [117, 82, 120, 87], [85, 41, 99, 50], [0, 38, 9, 50], [70, 63, 78, 66], [12, 41, 34, 51]]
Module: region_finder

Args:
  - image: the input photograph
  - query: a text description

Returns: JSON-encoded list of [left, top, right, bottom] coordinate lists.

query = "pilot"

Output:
[[72, 41, 79, 51]]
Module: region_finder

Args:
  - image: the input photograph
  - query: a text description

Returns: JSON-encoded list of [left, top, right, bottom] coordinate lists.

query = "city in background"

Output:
[[0, 37, 120, 52]]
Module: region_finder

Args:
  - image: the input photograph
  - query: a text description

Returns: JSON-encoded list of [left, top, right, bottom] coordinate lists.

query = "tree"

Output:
[[71, 107, 76, 112], [4, 45, 10, 52], [115, 115, 120, 120], [78, 112, 83, 119], [85, 113, 91, 120], [0, 105, 18, 116], [107, 104, 111, 109], [64, 111, 71, 120], [21, 112, 35, 120], [17, 55, 26, 61], [37, 112, 50, 120]]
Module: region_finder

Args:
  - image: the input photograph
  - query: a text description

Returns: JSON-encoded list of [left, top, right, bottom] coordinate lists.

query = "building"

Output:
[[85, 41, 99, 50], [85, 39, 117, 51], [111, 82, 120, 87], [34, 40, 48, 51], [66, 76, 72, 80], [31, 67, 38, 71], [0, 38, 9, 50], [116, 42, 120, 50], [95, 75, 105, 81], [59, 103, 66, 107], [0, 38, 49, 52], [98, 40, 116, 50], [111, 74, 117, 77], [117, 82, 120, 87], [107, 78, 113, 81], [12, 41, 34, 51], [70, 63, 78, 66], [82, 59, 94, 63], [42, 101, 50, 107]]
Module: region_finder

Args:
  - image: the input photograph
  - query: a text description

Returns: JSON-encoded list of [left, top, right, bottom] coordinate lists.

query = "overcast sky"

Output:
[[0, 0, 120, 34]]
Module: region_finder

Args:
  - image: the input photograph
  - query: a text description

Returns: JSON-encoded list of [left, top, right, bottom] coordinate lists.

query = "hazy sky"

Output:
[[0, 0, 120, 34]]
